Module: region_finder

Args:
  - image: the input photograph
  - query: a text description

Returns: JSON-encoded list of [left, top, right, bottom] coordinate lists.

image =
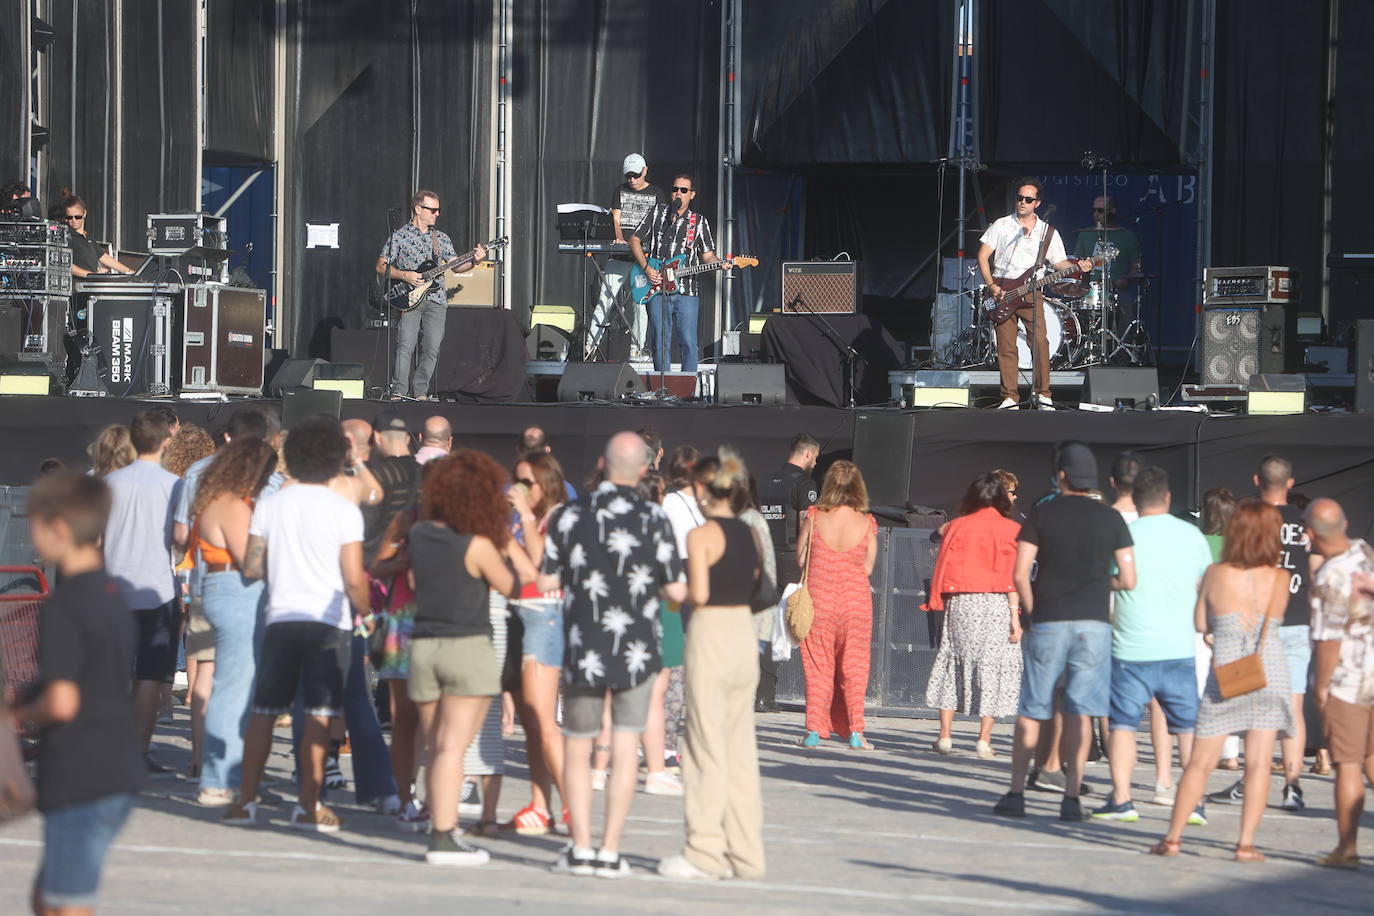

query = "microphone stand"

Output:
[[378, 207, 402, 399], [792, 294, 861, 408]]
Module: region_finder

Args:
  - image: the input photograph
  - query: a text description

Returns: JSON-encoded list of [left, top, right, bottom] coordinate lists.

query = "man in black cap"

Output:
[[756, 433, 820, 711], [994, 441, 1136, 822], [364, 408, 420, 565]]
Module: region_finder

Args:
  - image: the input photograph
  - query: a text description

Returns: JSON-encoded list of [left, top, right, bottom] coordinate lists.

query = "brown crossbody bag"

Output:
[[1213, 573, 1282, 700]]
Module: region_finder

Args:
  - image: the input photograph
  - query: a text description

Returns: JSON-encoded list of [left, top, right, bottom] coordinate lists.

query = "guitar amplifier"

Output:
[[182, 286, 267, 395], [83, 289, 183, 396], [781, 261, 860, 314], [1203, 266, 1298, 307], [445, 261, 496, 308]]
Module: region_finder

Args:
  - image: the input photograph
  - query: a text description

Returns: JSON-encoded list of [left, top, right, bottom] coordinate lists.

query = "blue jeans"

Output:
[[391, 297, 446, 397], [199, 572, 266, 791], [647, 293, 699, 373], [291, 633, 397, 805], [1019, 620, 1112, 719], [38, 792, 135, 909]]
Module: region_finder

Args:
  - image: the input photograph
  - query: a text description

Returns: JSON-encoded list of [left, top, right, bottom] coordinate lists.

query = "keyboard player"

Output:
[[589, 153, 666, 360]]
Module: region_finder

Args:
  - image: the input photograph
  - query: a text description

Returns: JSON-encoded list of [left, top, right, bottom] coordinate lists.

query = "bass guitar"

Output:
[[629, 255, 759, 306], [384, 236, 508, 312], [982, 244, 1117, 326]]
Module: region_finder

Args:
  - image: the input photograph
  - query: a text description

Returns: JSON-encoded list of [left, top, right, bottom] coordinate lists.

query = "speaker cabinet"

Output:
[[714, 363, 785, 405], [1201, 306, 1295, 387], [852, 412, 916, 508], [266, 358, 324, 398], [281, 386, 342, 427], [780, 261, 860, 314], [1083, 367, 1160, 408], [1356, 319, 1374, 414], [556, 362, 645, 402], [330, 328, 389, 396]]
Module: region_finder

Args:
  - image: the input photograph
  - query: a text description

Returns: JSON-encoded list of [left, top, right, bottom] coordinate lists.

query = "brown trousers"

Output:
[[682, 606, 766, 879], [994, 299, 1051, 400]]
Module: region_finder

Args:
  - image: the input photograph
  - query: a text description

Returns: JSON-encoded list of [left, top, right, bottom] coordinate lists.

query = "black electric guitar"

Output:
[[384, 236, 508, 312], [982, 244, 1117, 326]]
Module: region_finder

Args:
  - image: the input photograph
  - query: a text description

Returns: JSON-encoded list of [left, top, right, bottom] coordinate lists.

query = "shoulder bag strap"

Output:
[[800, 508, 816, 585]]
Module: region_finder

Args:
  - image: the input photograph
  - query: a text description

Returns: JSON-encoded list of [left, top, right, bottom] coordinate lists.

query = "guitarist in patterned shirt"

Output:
[[977, 178, 1093, 410], [629, 174, 719, 375], [374, 190, 486, 400]]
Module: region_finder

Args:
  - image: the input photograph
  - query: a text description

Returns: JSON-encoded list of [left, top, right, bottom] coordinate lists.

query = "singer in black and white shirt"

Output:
[[977, 178, 1092, 410]]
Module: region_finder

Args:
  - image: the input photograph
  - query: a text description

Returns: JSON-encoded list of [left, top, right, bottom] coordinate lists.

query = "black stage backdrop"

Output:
[[5, 399, 1374, 540], [509, 0, 721, 337], [206, 0, 273, 162], [0, 6, 25, 192]]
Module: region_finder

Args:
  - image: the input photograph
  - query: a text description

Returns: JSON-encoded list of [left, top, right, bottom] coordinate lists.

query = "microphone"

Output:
[[1081, 151, 1097, 169]]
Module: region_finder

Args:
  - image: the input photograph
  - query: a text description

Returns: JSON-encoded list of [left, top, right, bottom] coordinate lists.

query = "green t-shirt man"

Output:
[[1112, 513, 1213, 661], [1072, 197, 1141, 292]]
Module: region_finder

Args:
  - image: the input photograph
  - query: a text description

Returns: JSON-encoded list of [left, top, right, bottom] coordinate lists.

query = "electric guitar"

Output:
[[629, 255, 759, 306], [982, 244, 1117, 326], [384, 236, 508, 312]]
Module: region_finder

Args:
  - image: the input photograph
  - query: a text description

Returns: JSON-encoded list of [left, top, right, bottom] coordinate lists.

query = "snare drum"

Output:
[[1015, 298, 1081, 369]]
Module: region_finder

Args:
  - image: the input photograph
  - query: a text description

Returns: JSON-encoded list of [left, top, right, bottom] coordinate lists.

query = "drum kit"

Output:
[[939, 256, 1153, 371]]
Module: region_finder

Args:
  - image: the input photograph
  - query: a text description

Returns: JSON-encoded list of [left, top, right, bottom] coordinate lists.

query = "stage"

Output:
[[4, 396, 1373, 537]]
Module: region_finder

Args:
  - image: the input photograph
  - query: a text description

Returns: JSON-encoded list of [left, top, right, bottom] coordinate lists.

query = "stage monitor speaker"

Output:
[[556, 362, 645, 402], [1083, 367, 1160, 409], [1356, 320, 1374, 414], [330, 329, 389, 396], [266, 358, 324, 398], [852, 412, 916, 508], [780, 261, 860, 314], [1200, 306, 1295, 387], [527, 325, 571, 363], [715, 363, 785, 405], [1246, 373, 1307, 415], [281, 386, 342, 428]]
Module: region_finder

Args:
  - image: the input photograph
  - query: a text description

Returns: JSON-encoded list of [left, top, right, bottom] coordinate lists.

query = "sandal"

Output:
[[1234, 845, 1265, 863], [1147, 839, 1180, 857], [1315, 851, 1360, 870], [1219, 758, 1240, 771], [290, 803, 343, 833], [849, 732, 874, 751], [797, 731, 821, 748]]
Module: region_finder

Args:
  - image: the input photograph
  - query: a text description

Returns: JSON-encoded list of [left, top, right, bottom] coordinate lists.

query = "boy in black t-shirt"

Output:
[[10, 472, 142, 914]]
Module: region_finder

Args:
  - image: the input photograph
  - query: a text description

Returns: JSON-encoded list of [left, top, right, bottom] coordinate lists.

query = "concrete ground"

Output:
[[1, 709, 1369, 915]]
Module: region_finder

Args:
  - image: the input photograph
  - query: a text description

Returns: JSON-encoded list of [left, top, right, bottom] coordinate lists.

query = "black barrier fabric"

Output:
[[430, 308, 528, 403], [742, 0, 953, 167], [284, 0, 491, 356], [118, 0, 198, 248], [44, 2, 117, 236], [0, 6, 23, 183], [979, 0, 1193, 167], [759, 313, 905, 407], [207, 0, 273, 161], [509, 0, 721, 337], [4, 400, 1374, 537]]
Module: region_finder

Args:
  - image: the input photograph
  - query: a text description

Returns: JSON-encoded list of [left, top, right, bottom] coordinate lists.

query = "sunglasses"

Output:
[[419, 205, 440, 213], [65, 213, 86, 221], [625, 171, 640, 179], [671, 187, 693, 194], [516, 477, 535, 488], [1092, 207, 1107, 213], [1016, 196, 1038, 204]]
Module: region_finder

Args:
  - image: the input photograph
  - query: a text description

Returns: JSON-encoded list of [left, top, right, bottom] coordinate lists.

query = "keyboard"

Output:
[[556, 241, 630, 253]]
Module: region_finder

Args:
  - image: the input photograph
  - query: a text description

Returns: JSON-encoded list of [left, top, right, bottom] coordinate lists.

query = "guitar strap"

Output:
[[1032, 220, 1056, 307]]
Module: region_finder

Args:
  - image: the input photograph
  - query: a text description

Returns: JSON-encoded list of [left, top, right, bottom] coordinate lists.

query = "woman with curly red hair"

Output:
[[408, 449, 521, 866]]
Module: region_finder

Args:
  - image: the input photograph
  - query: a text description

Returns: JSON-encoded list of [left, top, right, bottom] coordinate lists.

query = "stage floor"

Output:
[[4, 395, 1373, 535]]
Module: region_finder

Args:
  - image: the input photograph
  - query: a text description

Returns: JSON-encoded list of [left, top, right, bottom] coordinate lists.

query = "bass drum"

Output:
[[1016, 298, 1081, 369]]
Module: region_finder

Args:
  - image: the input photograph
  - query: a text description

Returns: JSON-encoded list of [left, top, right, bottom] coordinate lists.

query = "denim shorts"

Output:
[[251, 621, 351, 717], [562, 678, 655, 738], [1108, 657, 1199, 733], [1019, 620, 1112, 719], [517, 598, 563, 668], [1279, 625, 1311, 695], [38, 792, 135, 909]]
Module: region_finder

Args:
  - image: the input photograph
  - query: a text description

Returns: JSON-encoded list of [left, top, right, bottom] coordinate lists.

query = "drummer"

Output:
[[1072, 196, 1142, 320]]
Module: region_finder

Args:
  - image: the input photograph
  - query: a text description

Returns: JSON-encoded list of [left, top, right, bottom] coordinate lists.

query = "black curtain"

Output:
[[1327, 2, 1374, 333], [0, 5, 23, 185], [979, 0, 1193, 166], [1210, 0, 1326, 321], [742, 0, 953, 167], [206, 0, 273, 162], [509, 0, 720, 333], [283, 0, 490, 357], [118, 0, 198, 248], [44, 1, 117, 239]]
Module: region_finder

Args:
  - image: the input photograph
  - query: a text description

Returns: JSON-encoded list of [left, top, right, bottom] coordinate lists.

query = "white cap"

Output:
[[623, 153, 647, 175]]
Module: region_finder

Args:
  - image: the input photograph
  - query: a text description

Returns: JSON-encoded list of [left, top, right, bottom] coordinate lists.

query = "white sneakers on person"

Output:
[[996, 397, 1018, 409], [657, 853, 721, 881], [1034, 393, 1054, 410], [197, 786, 235, 807], [1152, 782, 1176, 806], [591, 769, 608, 792], [643, 771, 684, 796]]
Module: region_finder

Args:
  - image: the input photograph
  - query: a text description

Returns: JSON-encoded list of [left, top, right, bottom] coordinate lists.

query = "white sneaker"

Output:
[[996, 397, 1018, 409], [643, 771, 684, 796], [656, 853, 721, 881], [197, 786, 235, 807], [931, 737, 953, 755], [1034, 393, 1054, 410], [594, 848, 633, 879], [591, 769, 608, 792], [1152, 782, 1176, 806]]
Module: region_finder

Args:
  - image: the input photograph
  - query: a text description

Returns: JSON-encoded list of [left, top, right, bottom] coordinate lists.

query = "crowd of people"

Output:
[[7, 407, 1374, 913]]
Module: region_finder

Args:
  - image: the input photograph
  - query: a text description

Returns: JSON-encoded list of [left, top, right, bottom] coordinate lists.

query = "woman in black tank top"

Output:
[[657, 450, 767, 880]]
